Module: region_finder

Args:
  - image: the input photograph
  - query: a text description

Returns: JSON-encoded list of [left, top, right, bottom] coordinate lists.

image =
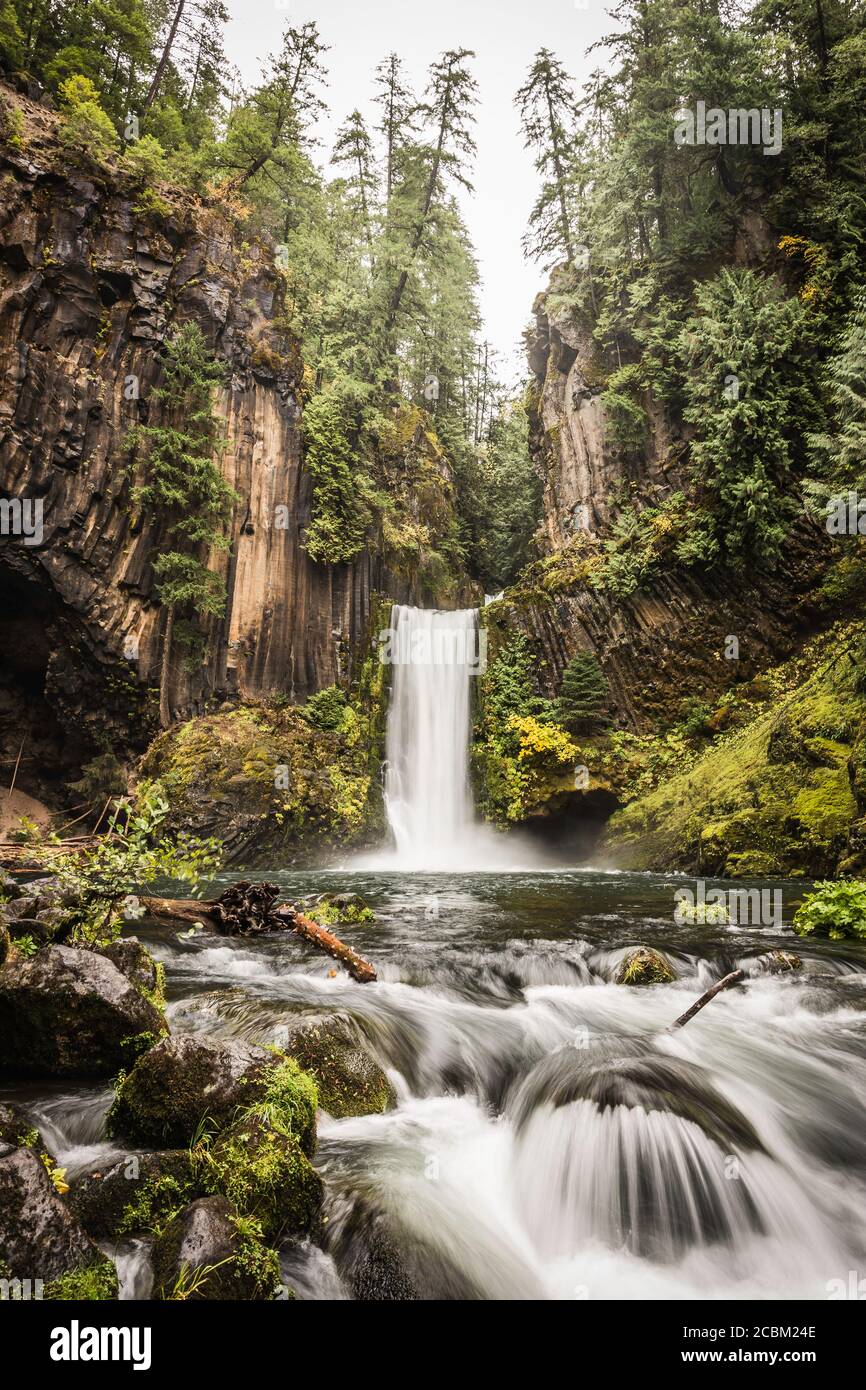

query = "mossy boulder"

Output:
[[70, 1150, 195, 1239], [137, 703, 384, 866], [198, 1110, 323, 1240], [107, 1038, 319, 1158], [281, 1014, 395, 1118], [0, 1143, 113, 1286], [0, 1102, 43, 1151], [616, 947, 676, 986], [151, 1196, 281, 1300], [304, 892, 375, 926], [107, 1036, 282, 1147], [0, 945, 166, 1077]]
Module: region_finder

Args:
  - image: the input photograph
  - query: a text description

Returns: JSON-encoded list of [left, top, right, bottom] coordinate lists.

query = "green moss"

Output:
[[117, 1172, 195, 1238], [602, 625, 865, 877], [44, 1260, 118, 1301], [616, 947, 676, 985], [119, 1029, 167, 1067], [228, 1214, 283, 1299], [252, 1057, 318, 1155], [197, 1112, 322, 1239]]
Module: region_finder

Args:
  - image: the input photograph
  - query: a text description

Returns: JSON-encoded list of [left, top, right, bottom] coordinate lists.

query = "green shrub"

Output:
[[58, 75, 118, 160], [792, 879, 866, 939], [303, 685, 349, 731]]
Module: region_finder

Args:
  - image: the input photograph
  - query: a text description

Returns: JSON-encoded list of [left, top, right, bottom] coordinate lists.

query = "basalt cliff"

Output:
[[0, 89, 466, 818]]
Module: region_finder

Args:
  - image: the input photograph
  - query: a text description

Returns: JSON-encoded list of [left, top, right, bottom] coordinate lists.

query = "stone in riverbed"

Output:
[[0, 944, 166, 1077], [615, 946, 676, 985], [107, 1036, 316, 1151], [0, 1142, 115, 1290], [0, 1101, 44, 1152], [280, 1014, 396, 1118], [69, 1149, 195, 1239], [151, 1196, 281, 1300], [198, 1109, 323, 1241]]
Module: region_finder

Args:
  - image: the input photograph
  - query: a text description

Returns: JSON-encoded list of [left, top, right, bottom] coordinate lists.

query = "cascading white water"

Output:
[[382, 605, 479, 870]]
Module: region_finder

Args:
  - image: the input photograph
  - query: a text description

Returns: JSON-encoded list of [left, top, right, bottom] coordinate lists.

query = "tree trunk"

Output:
[[143, 0, 187, 114], [159, 604, 175, 730]]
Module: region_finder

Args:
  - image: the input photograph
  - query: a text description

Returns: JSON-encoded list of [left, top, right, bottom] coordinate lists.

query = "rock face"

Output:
[[0, 944, 165, 1075], [107, 1035, 280, 1146], [0, 1142, 100, 1280], [0, 89, 458, 808]]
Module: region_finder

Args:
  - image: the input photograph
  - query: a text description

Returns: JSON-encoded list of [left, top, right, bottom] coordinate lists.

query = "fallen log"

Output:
[[138, 892, 378, 984]]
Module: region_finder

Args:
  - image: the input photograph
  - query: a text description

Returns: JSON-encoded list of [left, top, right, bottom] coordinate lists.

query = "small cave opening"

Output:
[[0, 562, 91, 817], [518, 788, 621, 865]]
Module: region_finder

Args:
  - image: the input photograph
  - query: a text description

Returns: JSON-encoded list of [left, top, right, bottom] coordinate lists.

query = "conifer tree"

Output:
[[553, 652, 610, 732], [127, 321, 236, 727]]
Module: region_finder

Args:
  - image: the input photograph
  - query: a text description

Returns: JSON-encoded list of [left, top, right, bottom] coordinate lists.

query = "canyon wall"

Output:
[[0, 91, 440, 803]]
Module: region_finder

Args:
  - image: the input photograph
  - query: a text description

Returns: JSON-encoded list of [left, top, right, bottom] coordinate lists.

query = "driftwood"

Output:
[[671, 969, 745, 1029], [671, 950, 801, 1029], [139, 882, 378, 984], [0, 834, 121, 869]]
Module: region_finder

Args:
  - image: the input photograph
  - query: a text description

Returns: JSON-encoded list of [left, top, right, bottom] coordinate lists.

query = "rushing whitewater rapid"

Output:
[[10, 869, 866, 1301], [5, 616, 865, 1302]]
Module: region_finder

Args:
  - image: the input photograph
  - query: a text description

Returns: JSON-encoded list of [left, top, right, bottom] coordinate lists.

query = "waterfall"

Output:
[[382, 605, 480, 869]]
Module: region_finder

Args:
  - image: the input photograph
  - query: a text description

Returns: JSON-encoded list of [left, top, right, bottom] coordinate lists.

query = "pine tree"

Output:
[[515, 48, 580, 266], [127, 321, 236, 727], [809, 290, 866, 490], [553, 652, 609, 732]]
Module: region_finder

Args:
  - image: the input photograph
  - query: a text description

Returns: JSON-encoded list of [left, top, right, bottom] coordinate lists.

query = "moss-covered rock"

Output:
[[304, 892, 375, 926], [137, 701, 385, 867], [106, 1036, 282, 1147], [281, 1014, 396, 1118], [615, 947, 676, 986], [197, 1110, 323, 1240], [601, 629, 865, 877], [151, 1196, 281, 1300], [0, 944, 167, 1077], [70, 1150, 195, 1239]]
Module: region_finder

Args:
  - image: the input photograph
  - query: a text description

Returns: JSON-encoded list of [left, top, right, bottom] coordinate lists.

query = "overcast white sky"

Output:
[[225, 0, 615, 382]]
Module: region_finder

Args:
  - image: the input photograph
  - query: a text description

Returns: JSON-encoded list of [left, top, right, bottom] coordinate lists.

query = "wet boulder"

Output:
[[0, 1142, 111, 1285], [98, 937, 164, 1007], [303, 892, 375, 926], [615, 947, 676, 985], [0, 944, 166, 1077], [70, 1150, 195, 1239], [107, 1036, 312, 1149], [0, 1101, 44, 1152], [280, 1014, 396, 1118], [151, 1196, 281, 1300], [512, 1041, 763, 1153], [199, 1109, 323, 1240]]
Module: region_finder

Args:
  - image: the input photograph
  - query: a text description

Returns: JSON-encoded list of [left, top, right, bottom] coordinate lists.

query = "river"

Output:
[[5, 866, 866, 1300]]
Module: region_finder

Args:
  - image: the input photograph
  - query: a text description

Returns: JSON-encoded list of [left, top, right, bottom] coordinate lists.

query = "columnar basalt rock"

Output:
[[0, 88, 444, 804]]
